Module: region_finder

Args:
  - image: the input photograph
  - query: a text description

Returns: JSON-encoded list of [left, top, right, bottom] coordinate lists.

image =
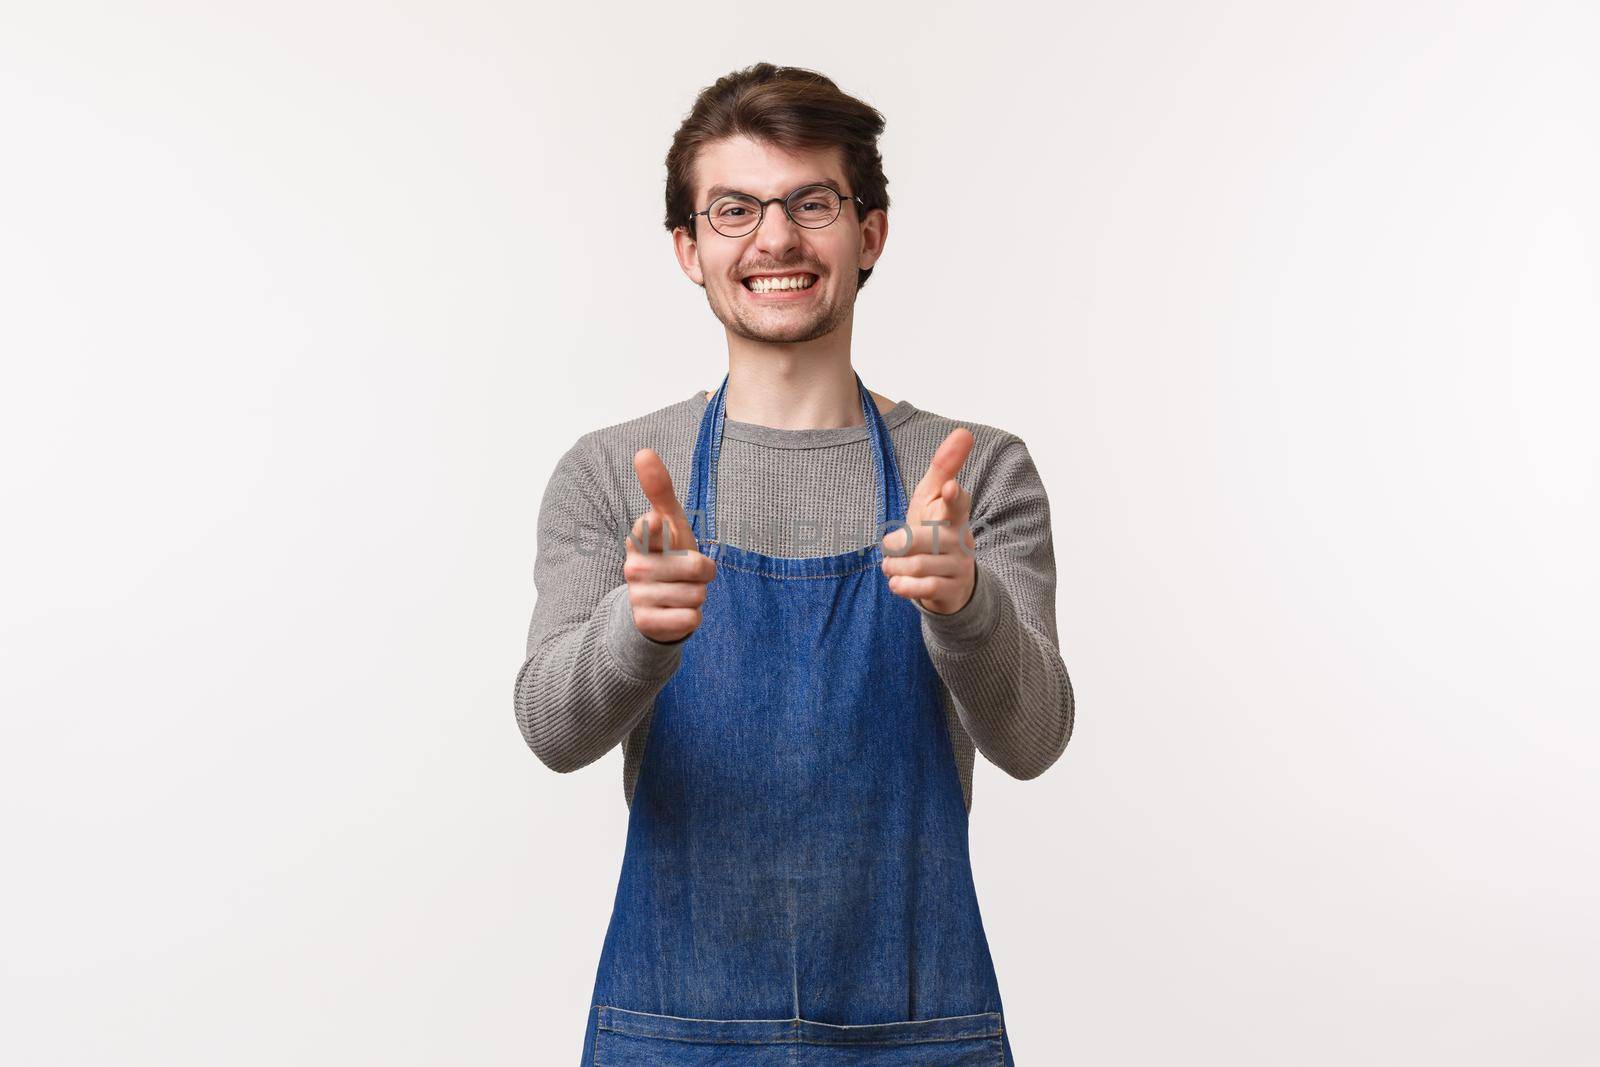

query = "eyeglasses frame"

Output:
[[687, 183, 866, 238]]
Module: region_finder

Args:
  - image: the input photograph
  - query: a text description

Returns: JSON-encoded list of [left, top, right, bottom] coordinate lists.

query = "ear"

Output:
[[857, 206, 887, 272], [672, 224, 706, 287]]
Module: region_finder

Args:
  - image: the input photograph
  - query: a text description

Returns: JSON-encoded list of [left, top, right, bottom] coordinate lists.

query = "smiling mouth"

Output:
[[742, 272, 819, 293]]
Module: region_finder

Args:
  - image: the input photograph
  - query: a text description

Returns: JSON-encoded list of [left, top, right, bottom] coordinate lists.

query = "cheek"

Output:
[[818, 235, 860, 272], [695, 245, 737, 281]]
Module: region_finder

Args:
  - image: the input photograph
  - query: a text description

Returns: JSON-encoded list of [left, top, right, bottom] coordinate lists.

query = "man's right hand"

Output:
[[624, 448, 717, 643]]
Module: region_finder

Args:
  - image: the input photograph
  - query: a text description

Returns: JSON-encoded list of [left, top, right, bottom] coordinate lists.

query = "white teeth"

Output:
[[746, 273, 815, 293]]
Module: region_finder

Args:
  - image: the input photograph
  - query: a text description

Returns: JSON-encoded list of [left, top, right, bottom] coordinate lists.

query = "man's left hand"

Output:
[[881, 427, 977, 615]]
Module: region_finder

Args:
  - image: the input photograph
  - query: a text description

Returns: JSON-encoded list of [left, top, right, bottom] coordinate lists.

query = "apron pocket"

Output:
[[801, 1010, 1004, 1065], [594, 1005, 1004, 1066], [593, 1005, 793, 1066]]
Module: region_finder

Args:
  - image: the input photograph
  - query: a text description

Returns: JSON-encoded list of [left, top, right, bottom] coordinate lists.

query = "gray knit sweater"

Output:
[[514, 386, 1074, 811]]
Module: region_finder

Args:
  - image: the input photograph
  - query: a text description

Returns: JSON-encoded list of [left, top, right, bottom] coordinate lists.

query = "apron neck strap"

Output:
[[687, 371, 905, 547]]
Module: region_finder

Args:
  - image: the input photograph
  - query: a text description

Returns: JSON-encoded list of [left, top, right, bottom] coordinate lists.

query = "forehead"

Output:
[[694, 135, 848, 202]]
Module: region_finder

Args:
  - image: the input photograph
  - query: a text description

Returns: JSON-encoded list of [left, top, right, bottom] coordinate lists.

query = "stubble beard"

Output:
[[707, 277, 854, 345]]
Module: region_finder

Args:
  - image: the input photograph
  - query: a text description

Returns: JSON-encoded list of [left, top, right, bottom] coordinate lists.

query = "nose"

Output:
[[751, 202, 802, 258]]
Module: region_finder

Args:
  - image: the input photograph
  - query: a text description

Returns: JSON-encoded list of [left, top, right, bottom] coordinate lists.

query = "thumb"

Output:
[[633, 448, 694, 549]]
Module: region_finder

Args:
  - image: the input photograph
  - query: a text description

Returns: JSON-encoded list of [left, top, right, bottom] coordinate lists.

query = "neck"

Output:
[[712, 349, 889, 431]]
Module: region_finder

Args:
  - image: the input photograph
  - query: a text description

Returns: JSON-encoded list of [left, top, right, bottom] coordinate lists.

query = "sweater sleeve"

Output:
[[913, 435, 1075, 780], [513, 434, 686, 774]]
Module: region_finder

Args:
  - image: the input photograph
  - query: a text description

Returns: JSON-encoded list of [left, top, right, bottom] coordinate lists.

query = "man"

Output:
[[515, 62, 1074, 1066]]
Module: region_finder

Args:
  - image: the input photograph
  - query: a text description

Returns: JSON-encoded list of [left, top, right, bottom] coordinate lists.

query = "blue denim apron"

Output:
[[579, 371, 1016, 1065]]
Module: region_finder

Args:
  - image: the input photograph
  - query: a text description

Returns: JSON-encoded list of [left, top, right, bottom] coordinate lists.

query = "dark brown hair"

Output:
[[664, 63, 890, 291]]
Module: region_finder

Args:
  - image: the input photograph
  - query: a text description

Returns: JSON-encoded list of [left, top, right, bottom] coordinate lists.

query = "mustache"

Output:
[[738, 267, 821, 278]]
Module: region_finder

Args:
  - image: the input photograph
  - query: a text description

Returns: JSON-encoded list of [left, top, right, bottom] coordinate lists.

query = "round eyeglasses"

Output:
[[689, 184, 865, 238]]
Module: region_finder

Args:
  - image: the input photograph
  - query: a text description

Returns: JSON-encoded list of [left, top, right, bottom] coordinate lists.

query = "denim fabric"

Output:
[[578, 372, 1016, 1065]]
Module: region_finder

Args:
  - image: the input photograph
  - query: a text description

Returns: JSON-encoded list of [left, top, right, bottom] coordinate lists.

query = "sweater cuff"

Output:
[[603, 583, 687, 683], [917, 560, 1003, 654]]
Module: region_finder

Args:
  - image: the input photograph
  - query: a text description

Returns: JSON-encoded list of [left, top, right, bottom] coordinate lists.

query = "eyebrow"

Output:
[[705, 178, 845, 200]]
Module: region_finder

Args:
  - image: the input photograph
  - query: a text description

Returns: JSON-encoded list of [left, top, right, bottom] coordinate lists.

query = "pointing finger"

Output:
[[633, 448, 693, 551], [915, 428, 974, 504]]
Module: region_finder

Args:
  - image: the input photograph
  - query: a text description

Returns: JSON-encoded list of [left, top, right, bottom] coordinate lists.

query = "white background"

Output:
[[2, 2, 1596, 1063]]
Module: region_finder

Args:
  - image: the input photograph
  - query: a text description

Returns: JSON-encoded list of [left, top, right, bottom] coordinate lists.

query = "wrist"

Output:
[[917, 562, 1002, 652]]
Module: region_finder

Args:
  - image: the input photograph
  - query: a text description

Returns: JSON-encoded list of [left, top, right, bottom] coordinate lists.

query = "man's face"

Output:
[[673, 136, 885, 345]]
